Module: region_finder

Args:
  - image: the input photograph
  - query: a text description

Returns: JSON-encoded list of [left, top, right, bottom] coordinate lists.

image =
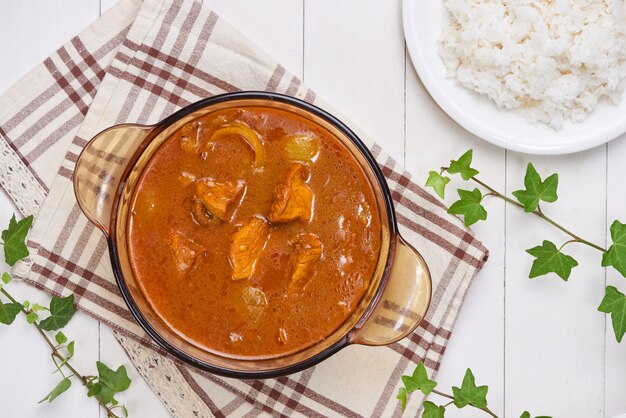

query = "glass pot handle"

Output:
[[352, 235, 432, 346], [73, 124, 152, 236]]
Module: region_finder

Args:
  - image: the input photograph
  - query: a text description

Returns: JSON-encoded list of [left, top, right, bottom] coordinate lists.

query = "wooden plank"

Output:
[[0, 1, 101, 417], [3, 1, 624, 417], [98, 327, 171, 418], [605, 137, 626, 417], [304, 0, 405, 163], [203, 0, 304, 77], [100, 0, 119, 15], [504, 148, 606, 416], [0, 197, 102, 418], [0, 0, 100, 94], [405, 60, 506, 416]]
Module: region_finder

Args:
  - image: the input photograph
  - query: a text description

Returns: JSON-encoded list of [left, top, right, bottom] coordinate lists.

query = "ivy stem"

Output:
[[468, 175, 605, 252], [482, 406, 499, 418], [431, 388, 454, 400], [0, 287, 118, 418], [558, 239, 579, 251], [51, 354, 67, 378], [431, 388, 499, 417]]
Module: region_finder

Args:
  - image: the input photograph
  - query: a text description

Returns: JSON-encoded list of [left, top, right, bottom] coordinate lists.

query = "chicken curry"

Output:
[[128, 106, 382, 357]]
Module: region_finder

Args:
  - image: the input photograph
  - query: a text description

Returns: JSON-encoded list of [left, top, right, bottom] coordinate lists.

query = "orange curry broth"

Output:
[[128, 107, 381, 357]]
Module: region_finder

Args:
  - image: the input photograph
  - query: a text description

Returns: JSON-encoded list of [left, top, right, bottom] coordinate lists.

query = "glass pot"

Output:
[[74, 92, 431, 378]]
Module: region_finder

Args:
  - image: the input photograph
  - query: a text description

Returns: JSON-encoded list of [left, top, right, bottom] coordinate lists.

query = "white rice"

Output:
[[438, 0, 626, 129]]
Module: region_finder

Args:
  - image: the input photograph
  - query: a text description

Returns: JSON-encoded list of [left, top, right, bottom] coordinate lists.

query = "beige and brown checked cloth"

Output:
[[0, 0, 488, 416]]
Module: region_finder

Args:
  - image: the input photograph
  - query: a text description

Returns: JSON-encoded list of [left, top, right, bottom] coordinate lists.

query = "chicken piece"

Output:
[[190, 198, 212, 227], [229, 217, 271, 280], [168, 231, 206, 274], [180, 121, 202, 154], [268, 164, 313, 223], [288, 233, 323, 293], [195, 178, 245, 222]]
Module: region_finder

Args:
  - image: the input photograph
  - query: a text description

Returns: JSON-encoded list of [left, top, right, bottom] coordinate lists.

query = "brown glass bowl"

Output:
[[73, 92, 431, 378]]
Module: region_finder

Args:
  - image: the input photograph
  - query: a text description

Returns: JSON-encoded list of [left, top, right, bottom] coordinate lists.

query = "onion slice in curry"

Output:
[[282, 133, 320, 164], [207, 122, 265, 168]]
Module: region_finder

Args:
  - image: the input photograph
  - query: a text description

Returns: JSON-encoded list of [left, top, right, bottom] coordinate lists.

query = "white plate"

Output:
[[402, 0, 626, 155]]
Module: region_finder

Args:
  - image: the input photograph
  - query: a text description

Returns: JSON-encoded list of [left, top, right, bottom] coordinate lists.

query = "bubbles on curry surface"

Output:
[[127, 106, 382, 357]]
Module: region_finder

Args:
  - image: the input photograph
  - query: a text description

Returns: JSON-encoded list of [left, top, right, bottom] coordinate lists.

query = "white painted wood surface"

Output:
[[0, 1, 625, 417]]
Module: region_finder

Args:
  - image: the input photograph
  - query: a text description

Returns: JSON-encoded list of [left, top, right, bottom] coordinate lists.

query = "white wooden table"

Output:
[[1, 1, 625, 417]]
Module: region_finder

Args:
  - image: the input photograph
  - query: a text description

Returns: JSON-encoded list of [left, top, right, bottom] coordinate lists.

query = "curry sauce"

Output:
[[128, 107, 381, 357]]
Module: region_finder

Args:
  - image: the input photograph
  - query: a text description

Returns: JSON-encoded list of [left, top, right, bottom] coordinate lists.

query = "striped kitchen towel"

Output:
[[0, 0, 488, 416]]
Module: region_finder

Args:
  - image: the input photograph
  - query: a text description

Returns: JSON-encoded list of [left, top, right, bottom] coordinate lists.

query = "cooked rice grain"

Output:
[[439, 0, 626, 129]]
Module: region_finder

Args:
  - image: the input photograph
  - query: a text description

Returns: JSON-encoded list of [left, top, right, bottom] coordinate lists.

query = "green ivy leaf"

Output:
[[1, 272, 11, 284], [31, 303, 46, 312], [452, 368, 488, 409], [598, 285, 626, 343], [425, 171, 451, 199], [602, 220, 626, 278], [401, 362, 437, 395], [526, 240, 578, 281], [92, 362, 131, 405], [38, 378, 71, 403], [87, 382, 102, 397], [396, 387, 407, 412], [512, 163, 558, 212], [67, 341, 75, 357], [55, 331, 68, 345], [448, 150, 479, 180], [520, 413, 530, 418], [26, 311, 38, 324], [39, 295, 76, 331], [422, 401, 446, 418], [0, 301, 22, 325], [448, 188, 487, 227], [1, 214, 33, 266], [119, 405, 129, 418]]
